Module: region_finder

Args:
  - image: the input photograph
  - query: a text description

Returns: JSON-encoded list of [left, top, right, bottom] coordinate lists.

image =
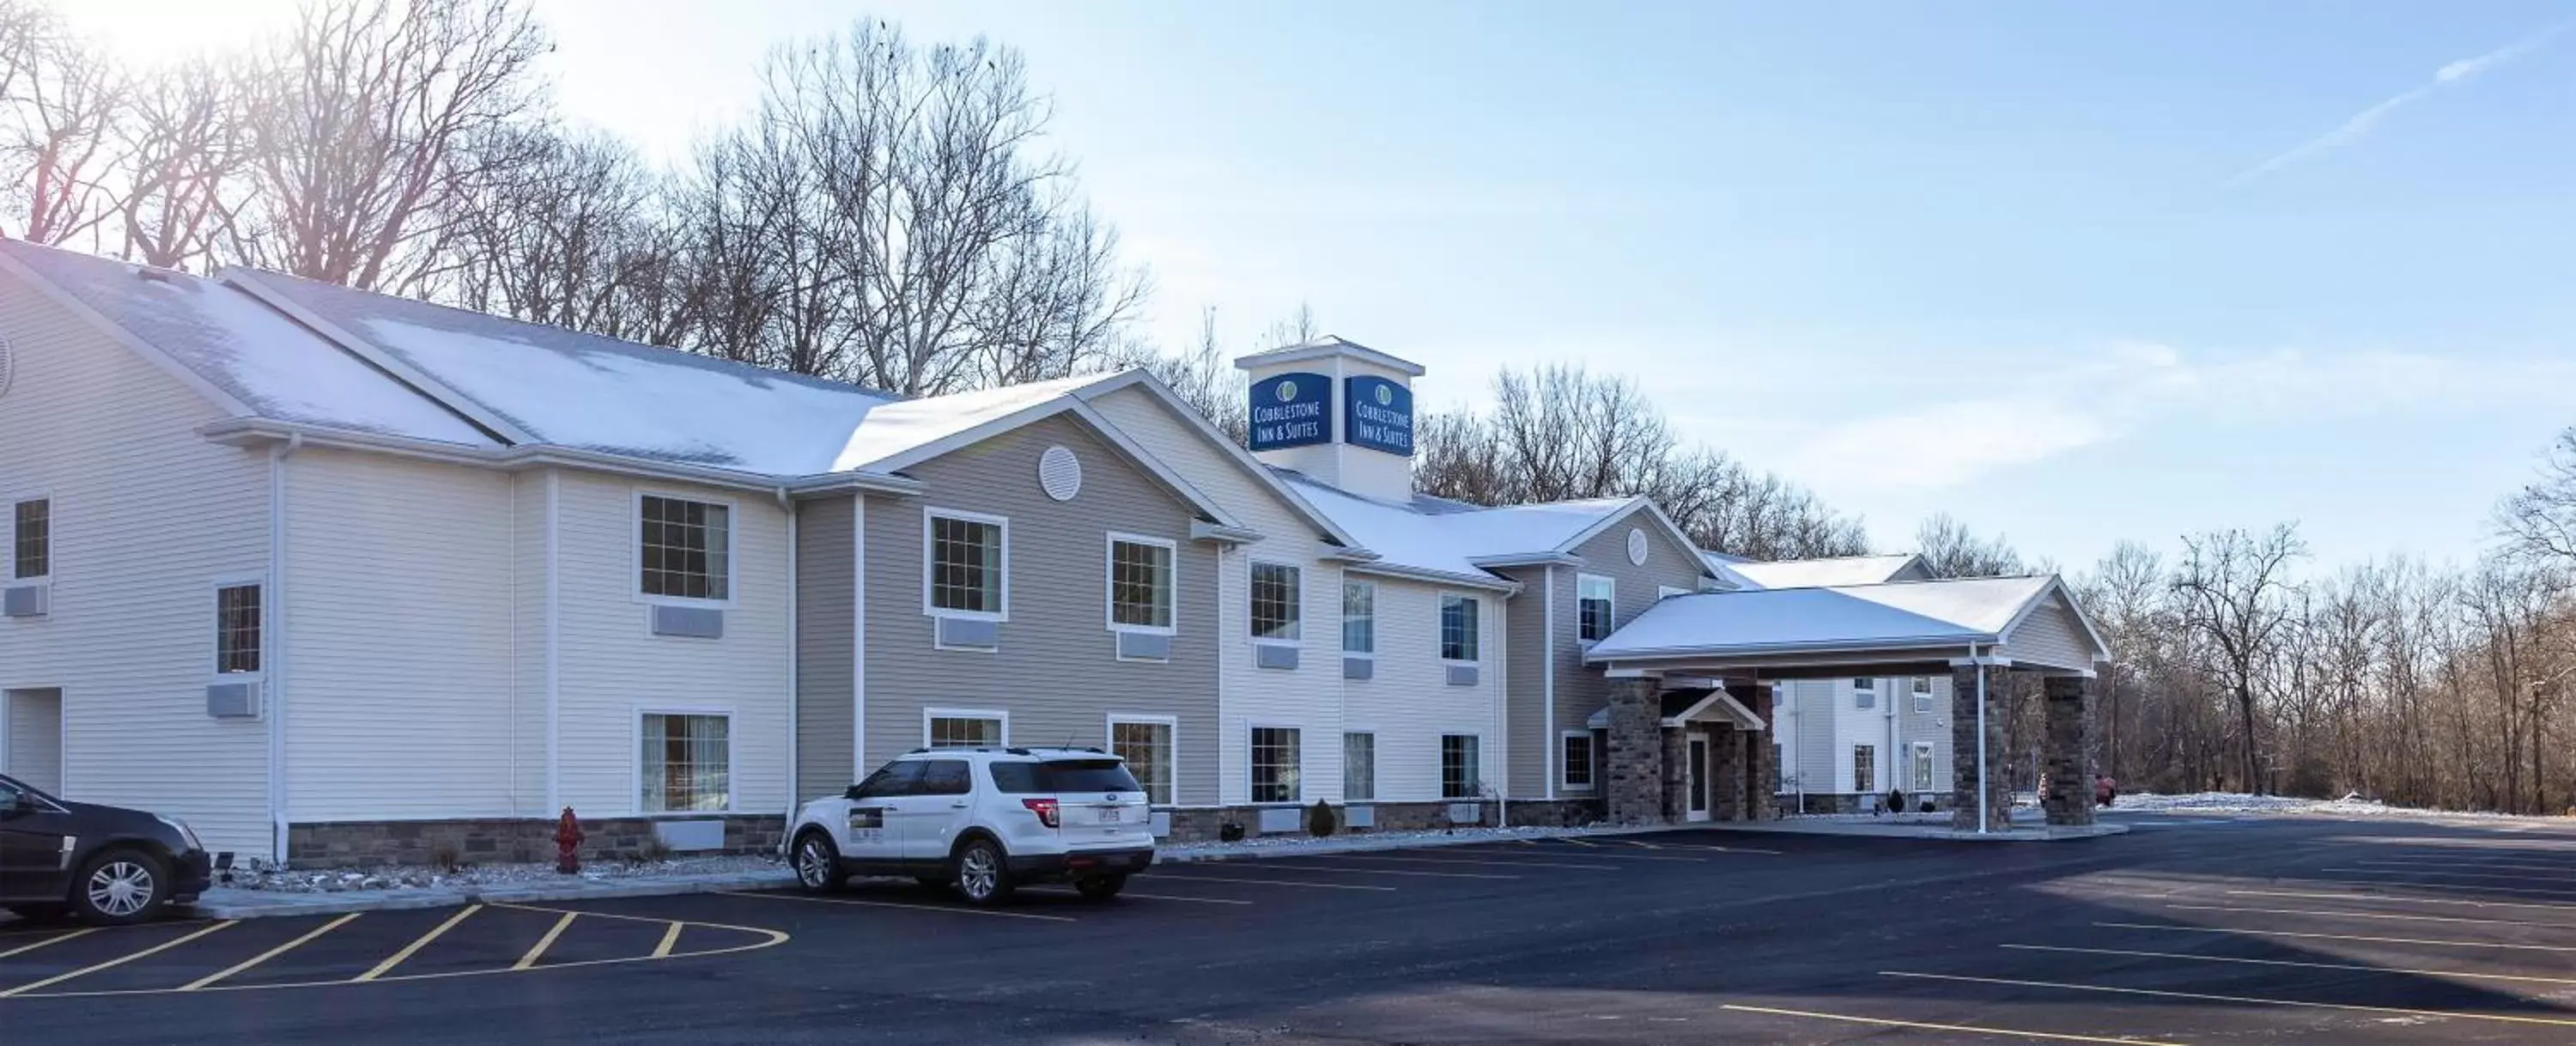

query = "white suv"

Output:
[[787, 747, 1156, 904]]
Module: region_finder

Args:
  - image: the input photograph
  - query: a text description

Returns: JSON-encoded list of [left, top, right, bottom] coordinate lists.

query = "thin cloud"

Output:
[[2227, 20, 2573, 186]]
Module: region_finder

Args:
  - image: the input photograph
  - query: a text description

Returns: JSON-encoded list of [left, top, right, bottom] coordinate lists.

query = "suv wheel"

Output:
[[791, 830, 846, 894], [951, 837, 1013, 906], [73, 848, 167, 926], [1075, 874, 1126, 902]]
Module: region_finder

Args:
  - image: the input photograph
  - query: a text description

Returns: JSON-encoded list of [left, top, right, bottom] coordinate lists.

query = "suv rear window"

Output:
[[988, 759, 1142, 794]]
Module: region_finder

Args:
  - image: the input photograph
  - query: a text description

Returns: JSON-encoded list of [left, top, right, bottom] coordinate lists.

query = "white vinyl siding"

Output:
[[1998, 595, 2098, 673]]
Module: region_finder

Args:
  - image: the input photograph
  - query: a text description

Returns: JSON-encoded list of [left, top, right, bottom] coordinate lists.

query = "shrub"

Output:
[[1218, 821, 1246, 842], [633, 834, 674, 864], [1306, 800, 1339, 837], [428, 841, 464, 873]]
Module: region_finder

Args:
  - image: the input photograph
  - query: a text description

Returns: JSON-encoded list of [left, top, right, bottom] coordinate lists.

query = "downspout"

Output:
[[1973, 643, 1990, 835], [266, 433, 301, 867], [1541, 565, 1556, 802], [779, 488, 798, 821], [544, 469, 561, 814]]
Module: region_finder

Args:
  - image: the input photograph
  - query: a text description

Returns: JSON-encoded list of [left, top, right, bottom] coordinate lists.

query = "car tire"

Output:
[[951, 837, 1013, 906], [1075, 875, 1126, 902], [71, 848, 168, 926], [791, 830, 847, 894]]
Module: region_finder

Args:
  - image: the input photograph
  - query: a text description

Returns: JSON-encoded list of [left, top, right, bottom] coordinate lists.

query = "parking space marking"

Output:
[[1326, 854, 1622, 871], [1024, 887, 1253, 905], [2323, 867, 2576, 886], [2169, 903, 2576, 931], [181, 913, 362, 991], [2096, 921, 2576, 955], [1153, 874, 1396, 891], [2354, 858, 2576, 874], [0, 927, 93, 960], [720, 891, 1081, 921], [1717, 1004, 2184, 1044], [354, 903, 482, 982], [2227, 888, 2576, 914], [651, 921, 684, 959], [1614, 838, 1781, 855], [1507, 842, 1707, 863], [1880, 970, 2576, 1029], [1261, 863, 1517, 880], [512, 911, 578, 970], [0, 921, 234, 998], [2002, 943, 2576, 988]]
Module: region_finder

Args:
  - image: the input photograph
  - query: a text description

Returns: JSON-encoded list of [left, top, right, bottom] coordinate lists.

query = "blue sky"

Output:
[[72, 2, 2576, 571]]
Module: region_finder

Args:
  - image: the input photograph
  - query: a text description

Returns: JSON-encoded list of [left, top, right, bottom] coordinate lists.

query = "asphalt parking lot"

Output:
[[13, 812, 2576, 1043]]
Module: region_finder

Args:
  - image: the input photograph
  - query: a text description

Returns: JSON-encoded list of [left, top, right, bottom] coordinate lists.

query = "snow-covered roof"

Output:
[[1231, 335, 1425, 377], [0, 240, 494, 447], [1725, 553, 1927, 589], [1279, 472, 1642, 583], [832, 374, 1110, 472], [1585, 575, 2061, 662]]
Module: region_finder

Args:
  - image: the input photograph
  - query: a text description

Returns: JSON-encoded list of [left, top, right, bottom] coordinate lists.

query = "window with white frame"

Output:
[[1251, 727, 1302, 802], [1853, 744, 1876, 794], [1343, 732, 1375, 801], [1852, 677, 1876, 709], [1911, 676, 1935, 714], [12, 499, 47, 579], [1560, 732, 1595, 791], [639, 495, 730, 600], [640, 713, 730, 812], [1341, 581, 1375, 654], [1109, 718, 1174, 805], [1250, 562, 1300, 642], [216, 583, 261, 674], [927, 711, 1005, 749], [1577, 575, 1614, 642], [1107, 537, 1174, 630], [1440, 595, 1480, 661], [1441, 734, 1482, 799], [928, 512, 1005, 616], [1911, 741, 1935, 792]]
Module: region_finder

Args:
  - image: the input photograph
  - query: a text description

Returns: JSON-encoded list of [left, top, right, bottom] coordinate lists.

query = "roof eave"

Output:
[[1340, 559, 1522, 594], [202, 417, 926, 496], [1583, 632, 2002, 665]]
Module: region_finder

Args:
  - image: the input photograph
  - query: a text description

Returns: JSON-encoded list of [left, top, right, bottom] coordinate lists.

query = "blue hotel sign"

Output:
[[1248, 372, 1330, 451], [1345, 375, 1414, 457]]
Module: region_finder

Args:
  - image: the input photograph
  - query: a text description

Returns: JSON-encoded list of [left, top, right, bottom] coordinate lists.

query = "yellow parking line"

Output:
[[1606, 838, 1664, 849], [1719, 1003, 2183, 1044], [182, 913, 361, 990], [0, 927, 94, 960], [511, 911, 578, 970], [1882, 970, 2576, 1028], [2228, 889, 2576, 913], [721, 891, 1083, 921], [2170, 902, 2576, 931], [652, 921, 684, 959], [1549, 838, 1601, 848], [0, 921, 234, 998], [2099, 920, 2576, 954], [1153, 874, 1396, 892], [2003, 943, 2576, 988], [354, 903, 481, 982], [1329, 854, 1623, 871]]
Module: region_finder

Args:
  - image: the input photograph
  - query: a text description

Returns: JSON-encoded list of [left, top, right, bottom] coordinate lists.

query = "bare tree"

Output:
[[2500, 427, 2576, 566], [1915, 513, 2026, 578], [0, 3, 125, 246], [2172, 524, 2309, 793], [110, 57, 246, 269]]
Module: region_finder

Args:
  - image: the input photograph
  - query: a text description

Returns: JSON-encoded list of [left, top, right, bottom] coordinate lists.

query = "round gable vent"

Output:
[[1626, 527, 1649, 566], [1038, 445, 1082, 502], [0, 334, 14, 399]]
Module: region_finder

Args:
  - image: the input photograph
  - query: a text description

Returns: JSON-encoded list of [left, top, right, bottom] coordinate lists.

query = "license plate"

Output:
[[1098, 806, 1123, 824]]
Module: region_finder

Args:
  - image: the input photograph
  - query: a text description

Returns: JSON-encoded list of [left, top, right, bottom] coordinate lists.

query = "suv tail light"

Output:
[[1021, 797, 1060, 829]]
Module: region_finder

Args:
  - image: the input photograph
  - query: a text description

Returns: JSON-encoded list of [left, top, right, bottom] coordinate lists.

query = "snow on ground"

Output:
[[233, 854, 785, 893], [2113, 791, 2548, 820]]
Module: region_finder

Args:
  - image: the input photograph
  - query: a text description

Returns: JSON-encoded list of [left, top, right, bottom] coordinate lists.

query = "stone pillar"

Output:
[[1730, 684, 1780, 820], [1661, 727, 1687, 820], [2042, 674, 2097, 827], [1950, 663, 2013, 831], [1711, 725, 1747, 820], [1604, 676, 1666, 824]]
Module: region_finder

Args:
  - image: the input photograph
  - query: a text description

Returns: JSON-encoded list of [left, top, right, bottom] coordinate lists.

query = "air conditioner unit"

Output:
[[3, 582, 47, 617]]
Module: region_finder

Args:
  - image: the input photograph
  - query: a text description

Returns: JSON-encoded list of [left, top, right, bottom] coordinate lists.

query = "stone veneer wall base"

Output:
[[288, 815, 787, 870]]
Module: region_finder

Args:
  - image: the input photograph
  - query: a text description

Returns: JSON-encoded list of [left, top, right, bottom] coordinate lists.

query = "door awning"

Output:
[[1583, 688, 1765, 732]]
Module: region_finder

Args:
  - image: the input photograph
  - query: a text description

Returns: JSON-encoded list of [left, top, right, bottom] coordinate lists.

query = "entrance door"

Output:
[[3, 690, 63, 794], [1685, 736, 1711, 822]]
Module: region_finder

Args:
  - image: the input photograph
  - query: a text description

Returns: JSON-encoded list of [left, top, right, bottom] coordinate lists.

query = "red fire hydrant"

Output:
[[555, 806, 584, 874]]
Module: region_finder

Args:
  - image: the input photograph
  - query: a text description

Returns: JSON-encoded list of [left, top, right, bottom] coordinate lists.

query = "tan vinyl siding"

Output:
[[0, 266, 272, 855], [1495, 564, 1552, 798], [794, 496, 855, 801], [2000, 594, 2095, 672], [1542, 509, 1710, 788], [859, 414, 1220, 804]]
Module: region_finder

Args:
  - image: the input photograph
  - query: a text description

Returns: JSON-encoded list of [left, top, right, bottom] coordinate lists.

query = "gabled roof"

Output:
[[1278, 474, 1716, 590], [1723, 553, 1929, 589], [1585, 575, 2110, 670]]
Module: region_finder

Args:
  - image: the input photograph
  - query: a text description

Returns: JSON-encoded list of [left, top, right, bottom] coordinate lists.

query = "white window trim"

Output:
[[922, 507, 1011, 623], [1340, 579, 1376, 657], [1439, 592, 1483, 666], [1341, 729, 1376, 802], [923, 706, 1010, 749], [1558, 730, 1595, 792], [1248, 559, 1303, 647], [1106, 713, 1179, 806], [1852, 743, 1876, 794], [632, 489, 740, 609], [1103, 532, 1178, 636], [1440, 733, 1486, 800], [210, 573, 267, 680], [1911, 740, 1937, 792], [632, 704, 737, 816], [1911, 676, 1935, 715], [1575, 573, 1615, 644], [7, 491, 54, 583], [1247, 721, 1304, 805]]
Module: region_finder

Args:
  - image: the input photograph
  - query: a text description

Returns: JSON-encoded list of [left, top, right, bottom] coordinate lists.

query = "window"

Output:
[[640, 713, 730, 812], [1853, 744, 1876, 794], [1441, 734, 1482, 799], [1911, 741, 1936, 792], [1577, 575, 1614, 642], [991, 759, 1142, 794], [1107, 537, 1174, 630], [1250, 727, 1301, 803], [1911, 676, 1935, 715], [639, 496, 730, 600], [216, 583, 262, 674], [1250, 562, 1300, 642], [1440, 594, 1480, 662], [1110, 718, 1175, 805], [1561, 732, 1595, 791], [927, 710, 1005, 749], [920, 759, 972, 795], [927, 511, 1005, 616], [1343, 732, 1375, 801], [1341, 581, 1375, 654], [1853, 678, 1876, 710], [852, 760, 924, 799], [12, 499, 46, 579]]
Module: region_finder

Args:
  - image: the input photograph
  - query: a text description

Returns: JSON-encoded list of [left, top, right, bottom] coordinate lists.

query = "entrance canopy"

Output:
[[1584, 688, 1765, 732], [1583, 575, 2109, 679]]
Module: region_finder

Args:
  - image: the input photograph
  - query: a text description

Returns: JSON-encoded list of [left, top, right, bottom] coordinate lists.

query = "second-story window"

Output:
[[12, 499, 48, 580], [1341, 581, 1375, 654], [216, 583, 262, 674], [1251, 562, 1300, 642], [927, 511, 1006, 617], [1441, 594, 1480, 662], [1108, 536, 1174, 630], [1912, 676, 1935, 714], [1577, 574, 1614, 642], [1853, 677, 1877, 709], [640, 495, 730, 600]]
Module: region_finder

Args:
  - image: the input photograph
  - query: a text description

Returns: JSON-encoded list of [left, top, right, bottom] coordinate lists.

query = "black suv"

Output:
[[0, 773, 211, 925]]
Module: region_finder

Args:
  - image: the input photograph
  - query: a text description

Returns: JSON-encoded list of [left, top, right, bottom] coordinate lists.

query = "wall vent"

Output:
[[1037, 445, 1082, 502]]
